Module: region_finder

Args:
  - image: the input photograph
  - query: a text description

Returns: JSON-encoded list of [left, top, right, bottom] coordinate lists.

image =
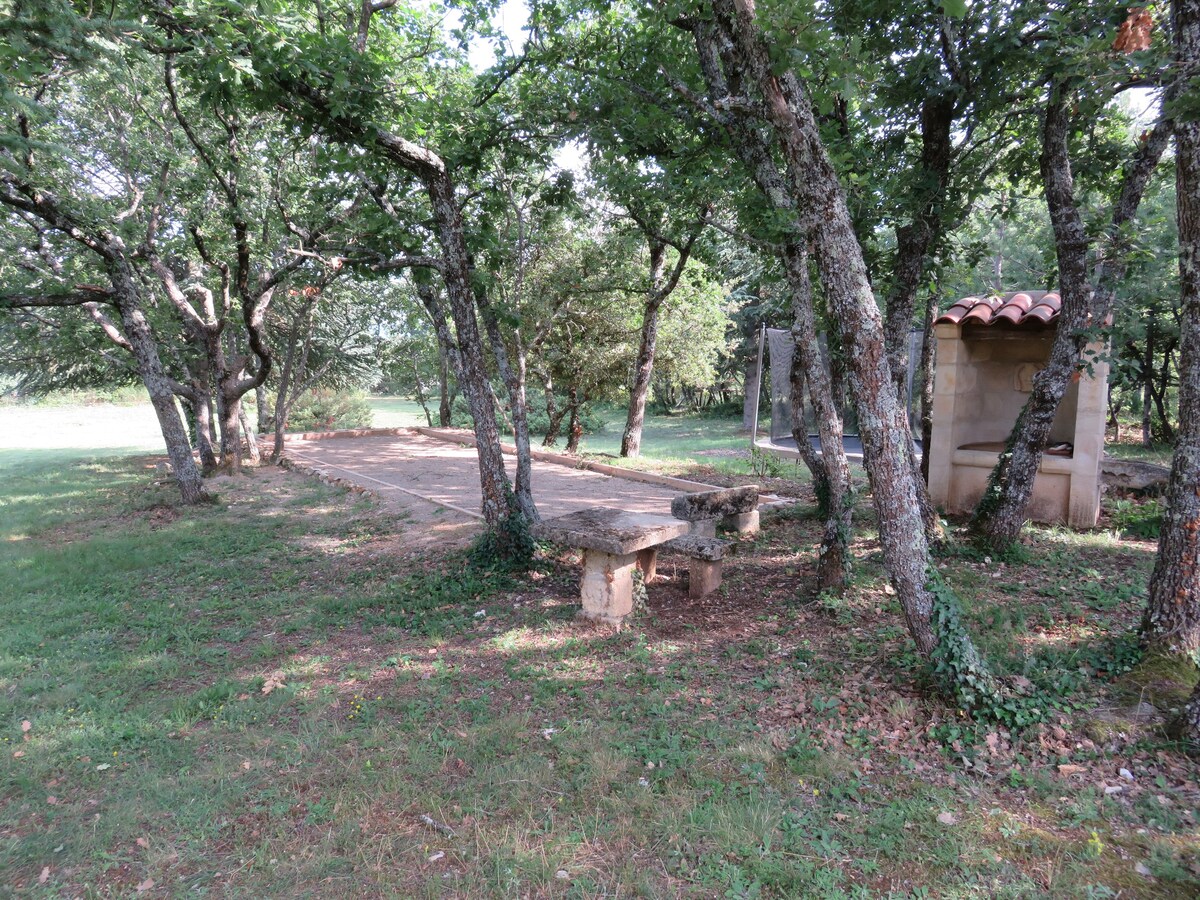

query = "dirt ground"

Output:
[[284, 430, 701, 547]]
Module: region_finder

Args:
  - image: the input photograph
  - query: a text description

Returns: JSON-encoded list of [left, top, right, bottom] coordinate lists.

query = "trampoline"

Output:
[[751, 326, 923, 464]]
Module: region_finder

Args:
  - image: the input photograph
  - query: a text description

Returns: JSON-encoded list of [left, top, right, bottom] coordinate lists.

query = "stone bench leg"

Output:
[[579, 549, 638, 627], [689, 520, 718, 538], [688, 558, 722, 599], [722, 510, 760, 536]]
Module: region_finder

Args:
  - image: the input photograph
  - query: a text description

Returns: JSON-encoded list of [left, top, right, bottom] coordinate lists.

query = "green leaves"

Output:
[[940, 0, 968, 20]]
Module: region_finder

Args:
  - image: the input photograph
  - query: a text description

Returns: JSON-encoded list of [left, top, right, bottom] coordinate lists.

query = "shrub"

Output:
[[285, 389, 373, 432]]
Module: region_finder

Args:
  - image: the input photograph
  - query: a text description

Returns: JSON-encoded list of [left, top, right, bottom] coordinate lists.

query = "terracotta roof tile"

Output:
[[936, 291, 1061, 329]]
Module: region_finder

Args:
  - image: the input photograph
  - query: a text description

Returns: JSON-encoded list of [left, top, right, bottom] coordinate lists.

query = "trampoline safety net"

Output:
[[764, 328, 923, 443]]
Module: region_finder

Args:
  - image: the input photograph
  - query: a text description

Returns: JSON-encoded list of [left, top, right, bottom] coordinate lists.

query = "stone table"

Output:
[[533, 507, 690, 626]]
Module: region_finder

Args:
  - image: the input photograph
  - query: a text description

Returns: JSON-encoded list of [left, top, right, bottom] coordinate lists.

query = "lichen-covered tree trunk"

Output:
[[239, 403, 261, 465], [783, 242, 851, 591], [423, 171, 516, 526], [718, 0, 945, 656], [565, 388, 584, 454], [919, 292, 937, 485], [969, 86, 1171, 551], [479, 296, 538, 521], [1144, 0, 1200, 672], [621, 241, 667, 458], [109, 260, 208, 504]]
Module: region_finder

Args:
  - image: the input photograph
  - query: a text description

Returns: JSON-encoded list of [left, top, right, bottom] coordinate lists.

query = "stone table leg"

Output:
[[636, 547, 658, 583], [578, 549, 638, 626]]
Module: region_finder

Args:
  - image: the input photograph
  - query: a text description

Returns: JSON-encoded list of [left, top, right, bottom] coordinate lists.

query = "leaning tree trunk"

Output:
[[969, 84, 1171, 551], [108, 260, 208, 504], [621, 241, 667, 458], [783, 242, 852, 592], [1144, 0, 1200, 673], [717, 0, 953, 658], [479, 296, 538, 521], [422, 171, 516, 526], [240, 403, 261, 465]]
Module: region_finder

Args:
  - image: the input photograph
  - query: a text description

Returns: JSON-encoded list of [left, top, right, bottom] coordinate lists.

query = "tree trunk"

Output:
[[218, 383, 244, 473], [621, 241, 667, 458], [1145, 0, 1200, 665], [565, 389, 584, 454], [108, 259, 208, 504], [256, 382, 269, 436], [970, 84, 1171, 551], [423, 171, 515, 526], [240, 402, 261, 465], [884, 94, 953, 396], [1143, 324, 1155, 447], [919, 291, 937, 485], [743, 358, 760, 433], [718, 0, 943, 657], [479, 296, 538, 521], [540, 370, 564, 447], [783, 242, 851, 592], [437, 341, 453, 427]]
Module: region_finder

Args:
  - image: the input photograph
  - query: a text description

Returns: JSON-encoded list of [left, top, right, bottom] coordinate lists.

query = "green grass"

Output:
[[2, 448, 1198, 897], [365, 396, 431, 429]]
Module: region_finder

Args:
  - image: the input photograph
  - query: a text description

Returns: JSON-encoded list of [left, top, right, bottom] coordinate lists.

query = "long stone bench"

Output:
[[663, 534, 727, 598], [670, 484, 760, 537], [532, 507, 690, 627]]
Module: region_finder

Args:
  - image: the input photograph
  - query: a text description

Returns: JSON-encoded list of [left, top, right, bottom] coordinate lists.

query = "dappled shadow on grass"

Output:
[[3, 453, 1198, 897]]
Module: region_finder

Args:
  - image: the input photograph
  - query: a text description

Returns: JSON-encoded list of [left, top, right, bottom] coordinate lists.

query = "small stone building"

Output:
[[926, 291, 1108, 528]]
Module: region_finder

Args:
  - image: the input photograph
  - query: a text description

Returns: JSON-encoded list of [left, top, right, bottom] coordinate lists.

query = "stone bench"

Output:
[[670, 485, 760, 537], [532, 507, 690, 627], [663, 534, 727, 598]]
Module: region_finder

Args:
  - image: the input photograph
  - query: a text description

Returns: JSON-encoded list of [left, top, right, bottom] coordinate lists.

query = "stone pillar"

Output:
[[723, 510, 760, 535], [927, 323, 965, 512], [579, 549, 637, 626], [689, 559, 722, 598]]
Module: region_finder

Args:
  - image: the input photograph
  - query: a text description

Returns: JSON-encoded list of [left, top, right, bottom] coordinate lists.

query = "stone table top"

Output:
[[533, 507, 690, 556]]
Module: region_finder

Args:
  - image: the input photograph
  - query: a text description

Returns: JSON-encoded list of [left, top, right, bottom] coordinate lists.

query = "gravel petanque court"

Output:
[[283, 429, 705, 545]]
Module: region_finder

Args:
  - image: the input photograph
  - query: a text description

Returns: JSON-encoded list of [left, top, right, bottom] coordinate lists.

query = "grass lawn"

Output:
[[2, 439, 1198, 897]]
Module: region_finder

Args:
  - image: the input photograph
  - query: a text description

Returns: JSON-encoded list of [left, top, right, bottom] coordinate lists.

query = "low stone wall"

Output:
[[276, 454, 376, 499]]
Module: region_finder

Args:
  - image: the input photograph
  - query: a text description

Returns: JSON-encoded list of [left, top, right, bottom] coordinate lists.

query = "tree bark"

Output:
[[717, 0, 943, 656], [783, 242, 851, 591], [565, 388, 584, 454], [239, 402, 261, 465], [421, 170, 515, 525], [969, 86, 1171, 551], [1144, 0, 1200, 668], [108, 259, 208, 504], [621, 240, 667, 458], [919, 291, 937, 485], [479, 295, 538, 521]]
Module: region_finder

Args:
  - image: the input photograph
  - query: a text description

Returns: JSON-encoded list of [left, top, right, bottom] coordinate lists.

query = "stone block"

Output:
[[723, 510, 759, 535], [578, 549, 638, 626], [689, 520, 718, 538], [671, 485, 759, 522], [689, 559, 722, 598]]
